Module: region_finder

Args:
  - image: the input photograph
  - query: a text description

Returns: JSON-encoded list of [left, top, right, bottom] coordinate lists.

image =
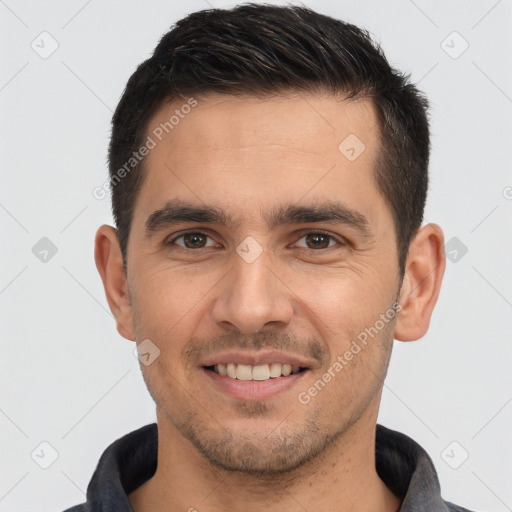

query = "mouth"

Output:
[[201, 353, 311, 400], [204, 362, 307, 381]]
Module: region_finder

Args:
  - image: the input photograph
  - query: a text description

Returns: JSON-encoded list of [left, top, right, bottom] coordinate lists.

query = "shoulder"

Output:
[[445, 502, 481, 512]]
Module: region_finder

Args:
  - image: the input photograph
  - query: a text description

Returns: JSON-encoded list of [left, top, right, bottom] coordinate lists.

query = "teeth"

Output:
[[226, 363, 237, 379], [236, 364, 252, 381], [252, 364, 270, 380], [213, 363, 302, 381], [269, 363, 282, 378]]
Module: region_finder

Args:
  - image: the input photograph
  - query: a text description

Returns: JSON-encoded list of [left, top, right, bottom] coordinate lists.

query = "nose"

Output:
[[211, 252, 294, 334]]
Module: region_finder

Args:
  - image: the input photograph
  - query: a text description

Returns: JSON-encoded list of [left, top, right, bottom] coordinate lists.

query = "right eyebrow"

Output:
[[145, 201, 231, 237]]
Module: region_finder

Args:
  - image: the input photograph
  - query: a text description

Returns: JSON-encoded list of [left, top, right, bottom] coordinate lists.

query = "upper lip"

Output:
[[200, 350, 314, 368]]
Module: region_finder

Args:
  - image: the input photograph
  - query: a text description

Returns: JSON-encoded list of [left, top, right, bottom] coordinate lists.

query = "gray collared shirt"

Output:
[[62, 423, 477, 511]]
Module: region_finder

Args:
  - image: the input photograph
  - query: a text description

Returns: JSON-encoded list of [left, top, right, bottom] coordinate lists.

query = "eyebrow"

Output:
[[144, 199, 372, 237]]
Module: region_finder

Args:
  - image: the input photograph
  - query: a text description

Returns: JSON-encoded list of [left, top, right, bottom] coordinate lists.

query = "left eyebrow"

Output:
[[264, 202, 372, 237]]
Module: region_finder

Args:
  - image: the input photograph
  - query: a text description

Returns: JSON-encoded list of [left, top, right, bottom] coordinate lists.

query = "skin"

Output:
[[95, 92, 445, 512]]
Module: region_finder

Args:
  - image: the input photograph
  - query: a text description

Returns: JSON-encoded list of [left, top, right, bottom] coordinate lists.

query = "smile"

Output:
[[206, 363, 306, 381], [203, 365, 308, 400]]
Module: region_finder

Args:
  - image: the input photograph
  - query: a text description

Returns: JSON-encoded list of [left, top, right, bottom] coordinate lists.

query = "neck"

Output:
[[129, 405, 401, 512]]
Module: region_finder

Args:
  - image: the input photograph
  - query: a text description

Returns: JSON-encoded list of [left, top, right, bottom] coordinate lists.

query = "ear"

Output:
[[94, 225, 135, 341], [394, 223, 446, 342]]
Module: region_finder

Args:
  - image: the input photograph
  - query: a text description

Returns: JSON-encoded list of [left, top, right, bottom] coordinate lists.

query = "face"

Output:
[[124, 92, 402, 474]]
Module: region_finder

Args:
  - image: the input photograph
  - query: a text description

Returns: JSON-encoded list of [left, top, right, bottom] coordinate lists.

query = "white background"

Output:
[[1, 1, 511, 511]]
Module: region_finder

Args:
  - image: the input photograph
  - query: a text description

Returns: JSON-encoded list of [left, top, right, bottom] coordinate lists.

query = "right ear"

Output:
[[94, 225, 135, 341]]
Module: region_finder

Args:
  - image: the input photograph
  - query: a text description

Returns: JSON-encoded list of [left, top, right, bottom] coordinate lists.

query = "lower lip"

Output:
[[203, 368, 308, 400]]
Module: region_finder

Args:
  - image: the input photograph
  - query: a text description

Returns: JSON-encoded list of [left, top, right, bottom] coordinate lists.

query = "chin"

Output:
[[176, 410, 346, 476], [194, 435, 325, 475]]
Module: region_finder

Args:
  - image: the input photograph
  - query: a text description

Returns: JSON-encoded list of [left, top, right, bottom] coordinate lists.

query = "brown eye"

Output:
[[182, 233, 207, 248], [292, 231, 345, 251], [170, 232, 217, 249], [304, 233, 333, 249]]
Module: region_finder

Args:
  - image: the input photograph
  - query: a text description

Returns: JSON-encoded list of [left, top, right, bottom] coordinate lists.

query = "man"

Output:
[[63, 4, 475, 511]]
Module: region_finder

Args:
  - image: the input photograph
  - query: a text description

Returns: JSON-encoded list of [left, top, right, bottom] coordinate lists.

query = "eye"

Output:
[[168, 232, 218, 249], [293, 232, 344, 250]]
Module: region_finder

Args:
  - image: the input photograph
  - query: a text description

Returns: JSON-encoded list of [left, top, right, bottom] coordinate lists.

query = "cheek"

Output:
[[293, 269, 393, 348], [130, 263, 237, 381], [133, 263, 214, 323]]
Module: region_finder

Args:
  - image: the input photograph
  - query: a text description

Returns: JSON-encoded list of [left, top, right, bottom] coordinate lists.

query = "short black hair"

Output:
[[108, 3, 430, 275]]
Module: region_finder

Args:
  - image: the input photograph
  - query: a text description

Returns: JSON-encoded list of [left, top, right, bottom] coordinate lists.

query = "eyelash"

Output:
[[165, 230, 347, 251]]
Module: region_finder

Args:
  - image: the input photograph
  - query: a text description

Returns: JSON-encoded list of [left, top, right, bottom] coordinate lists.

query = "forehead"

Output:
[[135, 92, 385, 229], [145, 92, 378, 160]]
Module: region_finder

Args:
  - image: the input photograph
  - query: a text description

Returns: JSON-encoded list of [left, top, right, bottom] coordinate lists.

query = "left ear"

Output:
[[394, 223, 446, 342]]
